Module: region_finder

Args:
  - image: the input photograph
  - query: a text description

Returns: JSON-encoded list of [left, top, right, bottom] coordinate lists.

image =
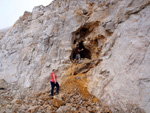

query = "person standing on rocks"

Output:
[[74, 43, 83, 63], [50, 69, 59, 97]]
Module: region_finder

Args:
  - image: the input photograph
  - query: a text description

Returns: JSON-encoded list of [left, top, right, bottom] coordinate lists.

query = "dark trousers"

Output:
[[50, 82, 59, 96]]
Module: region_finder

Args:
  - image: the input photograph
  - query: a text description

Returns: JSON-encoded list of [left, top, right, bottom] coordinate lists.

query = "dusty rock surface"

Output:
[[0, 0, 150, 112]]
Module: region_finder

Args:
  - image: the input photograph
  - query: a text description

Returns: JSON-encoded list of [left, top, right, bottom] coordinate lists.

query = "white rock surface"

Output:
[[0, 0, 150, 112]]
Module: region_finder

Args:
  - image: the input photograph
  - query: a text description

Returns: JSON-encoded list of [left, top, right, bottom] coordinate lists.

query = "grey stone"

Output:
[[0, 79, 8, 90]]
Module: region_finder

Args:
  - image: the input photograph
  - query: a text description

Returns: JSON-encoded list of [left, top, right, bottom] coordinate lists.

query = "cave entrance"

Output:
[[70, 26, 93, 62], [70, 41, 91, 61], [78, 41, 91, 59]]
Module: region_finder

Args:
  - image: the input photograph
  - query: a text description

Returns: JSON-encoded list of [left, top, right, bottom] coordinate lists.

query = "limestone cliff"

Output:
[[0, 0, 150, 112]]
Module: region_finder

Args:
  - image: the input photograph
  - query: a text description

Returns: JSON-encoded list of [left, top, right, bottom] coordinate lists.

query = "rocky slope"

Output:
[[0, 72, 112, 113], [0, 0, 150, 112]]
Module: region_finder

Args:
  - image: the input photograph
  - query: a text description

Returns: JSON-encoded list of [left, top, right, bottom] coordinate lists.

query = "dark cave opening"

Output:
[[70, 26, 93, 62], [79, 41, 91, 59], [70, 41, 91, 61], [72, 27, 90, 45]]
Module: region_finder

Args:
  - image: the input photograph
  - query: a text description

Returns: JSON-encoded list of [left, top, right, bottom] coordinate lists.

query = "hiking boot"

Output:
[[56, 92, 59, 95], [51, 96, 53, 99], [50, 94, 53, 99], [78, 60, 81, 64]]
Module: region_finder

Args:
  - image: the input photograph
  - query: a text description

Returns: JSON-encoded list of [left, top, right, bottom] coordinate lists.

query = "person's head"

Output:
[[76, 44, 79, 47], [52, 69, 56, 72]]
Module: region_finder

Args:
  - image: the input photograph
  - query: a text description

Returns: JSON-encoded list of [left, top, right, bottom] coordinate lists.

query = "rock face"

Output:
[[0, 28, 9, 40], [0, 0, 150, 112]]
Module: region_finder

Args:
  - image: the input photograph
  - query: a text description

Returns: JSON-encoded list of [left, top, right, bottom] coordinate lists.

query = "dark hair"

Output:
[[52, 69, 55, 72]]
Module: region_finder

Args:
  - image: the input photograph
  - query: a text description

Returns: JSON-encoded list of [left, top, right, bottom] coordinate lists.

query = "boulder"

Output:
[[0, 79, 8, 90], [52, 98, 63, 108]]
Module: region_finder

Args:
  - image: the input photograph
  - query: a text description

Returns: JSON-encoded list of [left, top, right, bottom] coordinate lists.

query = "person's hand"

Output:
[[79, 49, 83, 52], [54, 82, 56, 84]]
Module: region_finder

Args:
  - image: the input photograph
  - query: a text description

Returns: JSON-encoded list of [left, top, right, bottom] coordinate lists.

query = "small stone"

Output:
[[16, 100, 23, 104], [28, 106, 39, 113], [6, 104, 12, 109], [93, 97, 98, 103], [56, 106, 64, 113], [70, 98, 74, 103], [5, 109, 12, 113], [71, 107, 76, 111], [52, 98, 63, 108], [0, 79, 8, 90], [87, 106, 92, 111], [79, 107, 87, 113], [46, 106, 53, 112], [83, 103, 88, 107]]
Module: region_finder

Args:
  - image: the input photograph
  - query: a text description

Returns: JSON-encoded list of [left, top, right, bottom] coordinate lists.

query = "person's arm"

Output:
[[78, 48, 84, 52]]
